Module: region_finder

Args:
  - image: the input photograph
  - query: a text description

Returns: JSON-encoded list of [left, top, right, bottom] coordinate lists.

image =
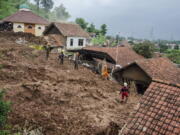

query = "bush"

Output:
[[133, 41, 155, 58], [166, 49, 180, 64], [0, 90, 10, 129]]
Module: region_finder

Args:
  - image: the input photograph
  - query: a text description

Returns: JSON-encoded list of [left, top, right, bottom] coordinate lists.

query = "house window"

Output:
[[78, 39, 84, 46], [28, 25, 33, 29], [70, 39, 73, 46], [17, 25, 22, 28], [38, 26, 41, 30]]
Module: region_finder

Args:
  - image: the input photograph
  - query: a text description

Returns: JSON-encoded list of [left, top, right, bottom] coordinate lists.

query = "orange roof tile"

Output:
[[121, 80, 180, 135]]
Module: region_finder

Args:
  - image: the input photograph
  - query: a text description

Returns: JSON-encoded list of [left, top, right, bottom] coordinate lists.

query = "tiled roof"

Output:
[[44, 22, 90, 38], [135, 57, 180, 84], [84, 46, 144, 67], [120, 80, 180, 135], [2, 10, 49, 25]]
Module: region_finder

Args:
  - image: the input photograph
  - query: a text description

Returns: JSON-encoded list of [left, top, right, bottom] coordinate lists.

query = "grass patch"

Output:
[[0, 89, 11, 134]]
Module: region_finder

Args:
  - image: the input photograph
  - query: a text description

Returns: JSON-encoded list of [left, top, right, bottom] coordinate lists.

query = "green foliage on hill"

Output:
[[0, 0, 71, 21], [165, 49, 180, 64], [133, 41, 155, 58], [0, 0, 27, 19], [91, 34, 106, 45], [0, 90, 11, 132]]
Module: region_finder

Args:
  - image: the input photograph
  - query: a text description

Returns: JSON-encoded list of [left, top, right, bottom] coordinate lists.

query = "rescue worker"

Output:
[[102, 66, 109, 80], [59, 51, 64, 64], [120, 82, 129, 103], [44, 45, 53, 60], [74, 52, 79, 70]]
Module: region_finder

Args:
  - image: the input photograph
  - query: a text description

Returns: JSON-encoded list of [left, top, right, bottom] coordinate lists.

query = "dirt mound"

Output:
[[0, 31, 47, 45], [0, 41, 140, 135]]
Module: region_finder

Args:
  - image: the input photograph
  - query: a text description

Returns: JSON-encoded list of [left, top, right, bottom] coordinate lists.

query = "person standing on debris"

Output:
[[59, 51, 64, 64], [102, 66, 109, 80], [44, 45, 53, 60], [74, 52, 79, 70], [120, 82, 129, 103]]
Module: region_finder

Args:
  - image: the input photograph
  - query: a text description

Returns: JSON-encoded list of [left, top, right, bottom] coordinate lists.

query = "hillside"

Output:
[[0, 34, 140, 135]]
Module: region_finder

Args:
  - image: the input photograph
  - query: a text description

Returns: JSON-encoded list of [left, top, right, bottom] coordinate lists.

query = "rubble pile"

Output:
[[0, 40, 140, 135]]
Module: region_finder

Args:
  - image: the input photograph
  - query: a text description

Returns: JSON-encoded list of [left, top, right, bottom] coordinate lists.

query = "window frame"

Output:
[[27, 25, 33, 29], [78, 39, 84, 46], [70, 39, 74, 46], [17, 25, 22, 28]]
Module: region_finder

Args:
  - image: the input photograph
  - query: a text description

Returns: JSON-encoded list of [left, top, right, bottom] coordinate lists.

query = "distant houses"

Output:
[[1, 4, 49, 36], [44, 22, 90, 50]]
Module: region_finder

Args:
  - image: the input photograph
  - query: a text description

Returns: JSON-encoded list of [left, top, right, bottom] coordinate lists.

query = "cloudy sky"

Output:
[[53, 0, 180, 40]]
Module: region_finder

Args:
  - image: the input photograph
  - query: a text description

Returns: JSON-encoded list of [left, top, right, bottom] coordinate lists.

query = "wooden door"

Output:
[[24, 24, 35, 35]]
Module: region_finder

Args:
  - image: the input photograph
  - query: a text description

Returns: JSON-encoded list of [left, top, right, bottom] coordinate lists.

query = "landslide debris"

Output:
[[0, 36, 140, 135]]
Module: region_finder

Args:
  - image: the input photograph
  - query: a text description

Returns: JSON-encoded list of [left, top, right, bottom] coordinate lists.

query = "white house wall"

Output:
[[35, 24, 46, 36], [66, 37, 87, 50], [13, 23, 24, 32]]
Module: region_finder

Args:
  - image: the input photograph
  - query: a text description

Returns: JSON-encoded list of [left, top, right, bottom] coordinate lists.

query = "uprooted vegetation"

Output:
[[0, 35, 140, 135]]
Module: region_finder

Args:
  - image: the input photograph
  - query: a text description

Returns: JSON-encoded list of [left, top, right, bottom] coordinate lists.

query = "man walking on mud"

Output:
[[74, 52, 79, 70], [44, 45, 53, 60], [120, 82, 129, 103], [59, 51, 64, 64]]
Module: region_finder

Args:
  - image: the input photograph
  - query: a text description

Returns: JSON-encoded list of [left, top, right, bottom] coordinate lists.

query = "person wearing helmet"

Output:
[[120, 82, 129, 103]]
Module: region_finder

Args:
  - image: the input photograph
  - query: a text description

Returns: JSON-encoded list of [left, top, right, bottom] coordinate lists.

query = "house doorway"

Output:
[[136, 82, 149, 94], [24, 24, 35, 35]]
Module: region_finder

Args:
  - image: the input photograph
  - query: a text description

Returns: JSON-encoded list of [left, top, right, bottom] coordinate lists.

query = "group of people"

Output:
[[58, 49, 80, 70], [47, 46, 129, 103], [100, 63, 129, 103]]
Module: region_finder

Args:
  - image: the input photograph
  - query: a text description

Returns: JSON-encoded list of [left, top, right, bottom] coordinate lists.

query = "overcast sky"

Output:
[[53, 0, 180, 40]]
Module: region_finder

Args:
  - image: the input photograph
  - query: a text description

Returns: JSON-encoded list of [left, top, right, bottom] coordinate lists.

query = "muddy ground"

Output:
[[0, 35, 140, 135]]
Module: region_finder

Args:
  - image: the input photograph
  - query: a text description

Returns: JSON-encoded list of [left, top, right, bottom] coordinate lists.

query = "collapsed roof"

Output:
[[70, 48, 116, 64], [83, 46, 144, 67], [44, 22, 90, 38]]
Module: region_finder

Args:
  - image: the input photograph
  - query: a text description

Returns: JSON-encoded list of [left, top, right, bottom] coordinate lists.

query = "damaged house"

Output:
[[0, 4, 49, 36], [43, 22, 90, 50], [71, 45, 144, 73], [113, 57, 180, 94]]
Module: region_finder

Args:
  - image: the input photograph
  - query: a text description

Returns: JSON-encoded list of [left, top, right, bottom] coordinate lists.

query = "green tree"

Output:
[[75, 18, 88, 30], [174, 45, 179, 50], [0, 0, 27, 19], [87, 23, 96, 33], [166, 49, 180, 64], [91, 34, 106, 46], [159, 43, 168, 53], [34, 0, 40, 12], [133, 41, 155, 58], [41, 0, 54, 12], [53, 4, 71, 21], [115, 35, 120, 44], [100, 24, 107, 35]]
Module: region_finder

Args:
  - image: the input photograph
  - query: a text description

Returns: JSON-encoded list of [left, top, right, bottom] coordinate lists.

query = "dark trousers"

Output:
[[60, 58, 64, 64], [74, 61, 78, 69]]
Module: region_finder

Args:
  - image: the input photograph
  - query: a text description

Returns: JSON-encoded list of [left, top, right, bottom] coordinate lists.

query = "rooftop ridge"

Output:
[[152, 79, 180, 88]]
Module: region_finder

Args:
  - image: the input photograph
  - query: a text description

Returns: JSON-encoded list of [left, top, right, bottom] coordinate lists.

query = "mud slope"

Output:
[[0, 38, 140, 135]]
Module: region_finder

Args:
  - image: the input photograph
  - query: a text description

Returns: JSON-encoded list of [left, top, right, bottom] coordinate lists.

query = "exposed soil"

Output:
[[0, 34, 140, 135]]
